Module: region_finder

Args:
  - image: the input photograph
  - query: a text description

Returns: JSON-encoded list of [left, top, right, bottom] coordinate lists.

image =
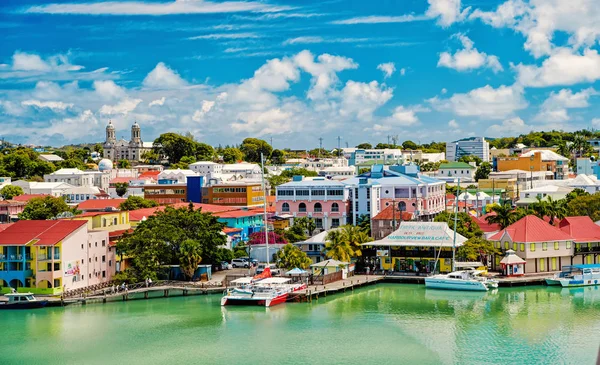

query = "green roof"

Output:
[[439, 162, 476, 169]]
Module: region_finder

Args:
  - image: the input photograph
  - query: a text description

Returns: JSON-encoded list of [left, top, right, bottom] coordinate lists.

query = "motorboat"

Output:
[[559, 264, 600, 287], [221, 277, 307, 307], [0, 291, 48, 309], [425, 270, 490, 292], [546, 266, 575, 286]]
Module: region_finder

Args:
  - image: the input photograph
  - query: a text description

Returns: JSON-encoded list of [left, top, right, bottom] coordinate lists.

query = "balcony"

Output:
[[0, 254, 32, 261], [37, 254, 61, 261], [574, 245, 600, 255]]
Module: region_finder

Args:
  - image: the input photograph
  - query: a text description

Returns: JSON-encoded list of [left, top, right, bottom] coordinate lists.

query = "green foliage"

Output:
[[215, 247, 234, 263], [419, 162, 440, 172], [0, 148, 56, 179], [112, 269, 137, 284], [485, 203, 519, 230], [233, 244, 249, 259], [270, 149, 286, 165], [566, 188, 590, 203], [267, 175, 289, 193], [458, 237, 501, 261], [240, 138, 272, 163], [0, 185, 23, 199], [567, 193, 600, 222], [282, 224, 307, 244], [56, 158, 88, 170], [293, 217, 317, 236], [154, 132, 214, 164], [446, 184, 457, 195], [117, 159, 131, 168], [276, 244, 312, 269], [375, 143, 395, 149], [178, 239, 203, 280], [222, 147, 244, 164], [118, 196, 158, 211], [356, 143, 372, 149], [115, 182, 129, 197], [280, 168, 318, 179], [358, 167, 370, 174], [402, 140, 419, 150], [19, 196, 73, 220], [434, 211, 483, 239], [357, 214, 371, 236], [458, 155, 482, 165], [119, 205, 227, 281], [308, 148, 332, 158], [474, 162, 491, 181], [324, 230, 354, 263], [93, 143, 104, 155], [170, 155, 196, 169]]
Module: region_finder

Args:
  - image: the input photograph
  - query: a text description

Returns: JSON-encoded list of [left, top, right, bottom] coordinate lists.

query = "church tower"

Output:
[[105, 120, 116, 143], [131, 121, 142, 146]]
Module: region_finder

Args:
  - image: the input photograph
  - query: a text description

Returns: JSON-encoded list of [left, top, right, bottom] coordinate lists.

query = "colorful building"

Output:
[[77, 198, 126, 212], [203, 182, 265, 207], [0, 220, 114, 295], [477, 178, 518, 200], [496, 150, 568, 180], [275, 177, 348, 231], [212, 209, 265, 244], [371, 205, 414, 239], [559, 217, 600, 266], [0, 200, 26, 223], [71, 210, 131, 232]]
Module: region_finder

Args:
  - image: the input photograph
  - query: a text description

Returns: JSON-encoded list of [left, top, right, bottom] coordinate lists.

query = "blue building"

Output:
[[214, 209, 265, 245], [577, 158, 596, 175]]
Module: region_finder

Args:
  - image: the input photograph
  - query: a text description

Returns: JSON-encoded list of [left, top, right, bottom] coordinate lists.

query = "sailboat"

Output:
[[425, 178, 493, 292]]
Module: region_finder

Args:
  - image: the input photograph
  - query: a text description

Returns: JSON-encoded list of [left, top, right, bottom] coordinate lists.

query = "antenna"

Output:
[[318, 137, 323, 158], [391, 135, 399, 148], [337, 136, 342, 157]]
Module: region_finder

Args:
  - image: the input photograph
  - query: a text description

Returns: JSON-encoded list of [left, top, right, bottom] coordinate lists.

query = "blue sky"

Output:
[[1, 0, 600, 149]]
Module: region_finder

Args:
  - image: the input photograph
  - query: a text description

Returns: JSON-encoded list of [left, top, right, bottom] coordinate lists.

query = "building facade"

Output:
[[446, 137, 490, 162], [203, 182, 265, 207], [497, 150, 568, 180], [44, 168, 111, 190], [103, 121, 153, 162], [437, 162, 476, 182]]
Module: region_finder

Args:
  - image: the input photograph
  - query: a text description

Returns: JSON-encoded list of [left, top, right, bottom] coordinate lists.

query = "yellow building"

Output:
[[478, 178, 518, 199], [203, 183, 265, 207], [71, 211, 131, 232]]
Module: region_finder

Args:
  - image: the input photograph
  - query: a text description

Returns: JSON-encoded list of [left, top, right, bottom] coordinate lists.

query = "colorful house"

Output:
[[0, 200, 26, 223], [0, 220, 114, 295], [212, 209, 265, 244], [203, 182, 265, 207], [71, 211, 131, 232], [77, 198, 126, 212], [559, 217, 600, 265]]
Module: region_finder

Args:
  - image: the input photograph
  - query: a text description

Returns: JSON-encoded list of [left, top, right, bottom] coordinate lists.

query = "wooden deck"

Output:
[[288, 275, 384, 302]]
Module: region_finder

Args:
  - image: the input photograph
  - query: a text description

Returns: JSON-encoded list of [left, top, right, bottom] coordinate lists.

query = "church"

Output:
[[103, 121, 153, 162]]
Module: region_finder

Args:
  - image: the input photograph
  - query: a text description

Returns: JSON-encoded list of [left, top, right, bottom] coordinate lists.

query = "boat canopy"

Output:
[[364, 222, 467, 248], [259, 278, 291, 284], [455, 262, 484, 268], [573, 264, 600, 270], [231, 277, 253, 284], [286, 268, 308, 275]]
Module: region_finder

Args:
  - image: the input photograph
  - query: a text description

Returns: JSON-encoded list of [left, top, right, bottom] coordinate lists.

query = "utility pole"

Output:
[[337, 136, 342, 157], [318, 137, 323, 158], [270, 137, 273, 148], [387, 135, 391, 146]]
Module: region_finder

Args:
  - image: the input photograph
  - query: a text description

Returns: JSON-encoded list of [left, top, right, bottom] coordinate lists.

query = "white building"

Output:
[[222, 163, 262, 179], [62, 186, 103, 204], [286, 158, 348, 172], [317, 166, 356, 178], [44, 168, 111, 190], [437, 162, 476, 182], [38, 154, 64, 163], [157, 169, 198, 183], [446, 137, 490, 162], [12, 181, 74, 197], [103, 120, 153, 162], [189, 161, 223, 175], [346, 177, 382, 225]]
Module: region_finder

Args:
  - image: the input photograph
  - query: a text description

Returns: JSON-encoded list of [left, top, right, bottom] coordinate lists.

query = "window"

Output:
[[355, 201, 359, 211], [102, 271, 106, 278], [530, 243, 535, 252], [315, 218, 323, 229], [331, 203, 339, 212], [89, 258, 91, 263], [566, 241, 572, 249], [81, 275, 84, 280], [554, 242, 559, 250], [102, 240, 106, 247], [296, 190, 309, 196], [366, 189, 370, 199], [53, 263, 60, 271], [53, 279, 60, 288], [95, 242, 98, 247], [89, 273, 92, 279], [114, 218, 118, 225], [504, 242, 509, 250], [314, 203, 322, 212], [327, 190, 344, 196], [513, 243, 517, 251], [312, 189, 325, 196], [277, 189, 294, 196], [282, 202, 290, 212], [520, 243, 525, 252], [331, 218, 340, 228], [95, 257, 98, 262], [102, 255, 106, 263], [542, 242, 547, 251], [109, 260, 112, 267], [299, 203, 306, 212]]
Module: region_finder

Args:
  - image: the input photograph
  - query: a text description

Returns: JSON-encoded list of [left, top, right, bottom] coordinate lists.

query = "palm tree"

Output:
[[324, 231, 354, 263], [340, 225, 373, 258], [529, 196, 548, 219], [545, 196, 567, 225], [486, 203, 519, 229]]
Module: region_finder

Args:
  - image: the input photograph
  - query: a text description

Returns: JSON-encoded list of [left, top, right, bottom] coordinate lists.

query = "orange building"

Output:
[[203, 183, 265, 207], [497, 152, 556, 175], [144, 183, 187, 204]]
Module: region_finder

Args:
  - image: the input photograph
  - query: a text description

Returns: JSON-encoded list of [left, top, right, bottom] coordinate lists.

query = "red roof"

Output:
[[110, 177, 132, 184], [223, 227, 242, 234], [108, 228, 134, 237], [473, 216, 501, 233], [446, 193, 456, 200], [0, 223, 14, 232], [128, 203, 239, 221], [489, 215, 572, 242], [139, 171, 160, 179], [75, 211, 118, 218], [372, 205, 413, 221], [559, 216, 600, 242], [12, 194, 48, 202], [77, 199, 126, 211], [0, 200, 26, 207], [0, 220, 87, 246]]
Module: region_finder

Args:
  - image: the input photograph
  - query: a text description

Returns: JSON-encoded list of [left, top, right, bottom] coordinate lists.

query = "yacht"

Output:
[[545, 266, 576, 286], [221, 277, 307, 307], [425, 270, 489, 292], [0, 291, 48, 309], [559, 264, 600, 287]]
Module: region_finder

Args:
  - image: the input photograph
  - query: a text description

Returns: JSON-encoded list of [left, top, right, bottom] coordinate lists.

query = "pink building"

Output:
[[275, 177, 348, 231], [0, 200, 26, 223]]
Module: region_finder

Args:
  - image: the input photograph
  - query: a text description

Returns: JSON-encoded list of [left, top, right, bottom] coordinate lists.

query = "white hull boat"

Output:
[[425, 270, 489, 292], [559, 264, 600, 287]]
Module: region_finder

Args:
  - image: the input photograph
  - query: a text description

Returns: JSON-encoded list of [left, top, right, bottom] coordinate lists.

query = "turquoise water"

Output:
[[1, 284, 599, 365]]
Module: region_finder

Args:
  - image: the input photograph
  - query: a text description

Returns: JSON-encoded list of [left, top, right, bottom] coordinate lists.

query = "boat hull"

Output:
[[545, 278, 562, 286], [559, 278, 600, 287], [221, 293, 288, 307], [425, 278, 488, 292], [0, 300, 48, 309]]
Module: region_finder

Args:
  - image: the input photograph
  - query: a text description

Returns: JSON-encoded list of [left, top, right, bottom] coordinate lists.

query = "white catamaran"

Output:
[[425, 178, 496, 292]]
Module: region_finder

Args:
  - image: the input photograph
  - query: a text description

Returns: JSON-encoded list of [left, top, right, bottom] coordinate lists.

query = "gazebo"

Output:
[[500, 249, 526, 277]]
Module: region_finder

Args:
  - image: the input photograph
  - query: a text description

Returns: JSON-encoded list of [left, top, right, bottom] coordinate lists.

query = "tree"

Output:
[[19, 196, 73, 220], [324, 230, 354, 263], [340, 225, 372, 257], [435, 211, 483, 239], [178, 239, 203, 280], [119, 205, 227, 281], [115, 183, 129, 197], [280, 168, 318, 179], [239, 138, 273, 163], [545, 196, 567, 225], [267, 175, 289, 194], [118, 196, 158, 211], [528, 196, 548, 219], [195, 142, 214, 161], [171, 155, 196, 169], [293, 217, 317, 236], [402, 140, 419, 150], [485, 203, 519, 230], [270, 149, 286, 165], [222, 147, 244, 164], [358, 167, 370, 175], [356, 143, 372, 149], [56, 158, 88, 170], [474, 162, 491, 181], [93, 143, 104, 155], [357, 214, 371, 236], [458, 237, 501, 262], [458, 155, 482, 166], [141, 150, 160, 164], [118, 159, 131, 168], [247, 231, 288, 245], [154, 133, 200, 164], [276, 244, 312, 269], [566, 188, 590, 203], [282, 225, 307, 243], [567, 193, 600, 222], [214, 247, 234, 263], [0, 185, 23, 199]]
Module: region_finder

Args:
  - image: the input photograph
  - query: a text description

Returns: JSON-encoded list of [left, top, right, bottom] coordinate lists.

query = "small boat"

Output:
[[0, 291, 48, 309], [425, 270, 489, 292], [546, 266, 576, 286], [221, 277, 307, 307], [559, 264, 600, 287]]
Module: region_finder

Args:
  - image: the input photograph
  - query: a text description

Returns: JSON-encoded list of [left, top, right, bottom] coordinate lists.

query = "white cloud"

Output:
[[426, 0, 470, 27], [377, 62, 396, 78], [283, 36, 324, 45], [294, 50, 358, 100], [189, 32, 260, 40], [331, 14, 429, 25], [486, 117, 531, 136], [99, 98, 142, 115], [448, 119, 459, 128], [441, 88, 447, 94], [25, 1, 291, 16], [21, 100, 73, 111], [149, 97, 166, 107], [438, 34, 503, 73], [400, 68, 406, 76], [535, 88, 597, 122], [93, 80, 126, 100], [340, 81, 393, 121], [232, 108, 294, 136], [592, 118, 600, 128], [471, 0, 600, 58], [142, 62, 187, 89], [514, 48, 600, 87], [429, 84, 527, 119], [46, 110, 100, 140], [192, 100, 216, 122]]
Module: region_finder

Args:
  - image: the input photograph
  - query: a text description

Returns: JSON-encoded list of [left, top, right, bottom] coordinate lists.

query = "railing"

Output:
[[63, 280, 226, 298], [37, 254, 60, 261], [312, 271, 343, 285], [575, 246, 600, 254], [0, 254, 32, 261]]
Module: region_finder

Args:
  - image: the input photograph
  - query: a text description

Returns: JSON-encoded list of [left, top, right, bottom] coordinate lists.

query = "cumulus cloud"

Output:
[[429, 84, 527, 119], [94, 80, 126, 100], [99, 98, 142, 115], [438, 34, 503, 73], [21, 100, 73, 111], [0, 51, 107, 82], [426, 0, 470, 27], [142, 62, 187, 89], [377, 62, 396, 78], [340, 81, 393, 121], [448, 119, 459, 128], [294, 50, 358, 100], [149, 97, 166, 107], [535, 88, 598, 122], [486, 117, 531, 136], [514, 48, 600, 87]]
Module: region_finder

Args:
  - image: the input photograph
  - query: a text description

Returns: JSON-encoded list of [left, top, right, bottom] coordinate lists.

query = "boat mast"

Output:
[[260, 153, 270, 266], [452, 178, 460, 272]]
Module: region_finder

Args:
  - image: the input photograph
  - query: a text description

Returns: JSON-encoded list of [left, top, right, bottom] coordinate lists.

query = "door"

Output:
[[551, 257, 557, 271], [539, 258, 545, 272]]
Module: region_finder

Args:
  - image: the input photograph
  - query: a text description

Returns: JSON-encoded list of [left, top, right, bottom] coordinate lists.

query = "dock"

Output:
[[382, 273, 547, 287], [288, 275, 384, 302]]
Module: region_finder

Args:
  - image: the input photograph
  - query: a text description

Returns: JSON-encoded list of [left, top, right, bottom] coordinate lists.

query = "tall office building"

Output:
[[446, 137, 490, 162]]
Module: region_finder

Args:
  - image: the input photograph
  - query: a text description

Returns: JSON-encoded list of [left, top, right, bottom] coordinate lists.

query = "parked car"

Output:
[[221, 261, 233, 270], [256, 263, 280, 275], [232, 258, 249, 268]]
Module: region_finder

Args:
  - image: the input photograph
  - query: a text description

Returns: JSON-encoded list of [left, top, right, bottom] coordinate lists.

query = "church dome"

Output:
[[98, 159, 114, 171], [106, 120, 115, 130], [132, 121, 140, 129]]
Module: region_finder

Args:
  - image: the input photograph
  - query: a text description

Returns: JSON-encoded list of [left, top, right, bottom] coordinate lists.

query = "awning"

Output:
[[363, 221, 467, 248], [286, 268, 308, 275]]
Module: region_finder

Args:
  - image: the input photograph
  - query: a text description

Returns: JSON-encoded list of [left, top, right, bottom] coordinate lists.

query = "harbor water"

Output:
[[1, 284, 599, 365]]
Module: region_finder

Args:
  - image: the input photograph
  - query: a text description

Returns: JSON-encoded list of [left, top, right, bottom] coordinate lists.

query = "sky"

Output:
[[1, 0, 600, 149]]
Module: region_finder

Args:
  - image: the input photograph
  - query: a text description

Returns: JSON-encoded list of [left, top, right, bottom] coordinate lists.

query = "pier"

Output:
[[288, 275, 384, 302], [382, 272, 548, 287]]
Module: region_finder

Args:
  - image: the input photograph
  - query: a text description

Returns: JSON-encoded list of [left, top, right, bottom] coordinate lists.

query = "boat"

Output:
[[546, 265, 576, 286], [0, 291, 48, 309], [425, 178, 492, 292], [221, 277, 307, 307], [559, 264, 600, 287]]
